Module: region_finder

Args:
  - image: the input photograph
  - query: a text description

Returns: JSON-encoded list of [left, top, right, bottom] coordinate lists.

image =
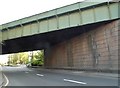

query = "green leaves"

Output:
[[31, 50, 44, 66], [8, 52, 29, 65], [7, 50, 44, 66]]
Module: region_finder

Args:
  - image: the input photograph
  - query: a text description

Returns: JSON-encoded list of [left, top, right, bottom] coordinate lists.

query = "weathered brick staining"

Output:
[[45, 20, 119, 72]]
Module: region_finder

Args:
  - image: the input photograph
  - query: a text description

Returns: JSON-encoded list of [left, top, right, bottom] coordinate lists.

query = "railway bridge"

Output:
[[0, 1, 119, 72]]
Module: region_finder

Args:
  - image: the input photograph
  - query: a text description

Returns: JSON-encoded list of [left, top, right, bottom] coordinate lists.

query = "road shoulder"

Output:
[[29, 67, 118, 79]]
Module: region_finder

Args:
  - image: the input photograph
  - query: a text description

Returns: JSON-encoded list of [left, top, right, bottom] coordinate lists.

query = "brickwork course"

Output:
[[45, 20, 119, 72]]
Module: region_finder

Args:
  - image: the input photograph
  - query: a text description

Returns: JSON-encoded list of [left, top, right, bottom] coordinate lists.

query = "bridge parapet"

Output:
[[1, 1, 119, 41], [0, 25, 2, 43]]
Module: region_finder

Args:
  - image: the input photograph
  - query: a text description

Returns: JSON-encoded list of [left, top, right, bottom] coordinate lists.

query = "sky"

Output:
[[0, 54, 9, 64], [0, 0, 85, 63], [0, 0, 112, 25], [0, 0, 86, 25]]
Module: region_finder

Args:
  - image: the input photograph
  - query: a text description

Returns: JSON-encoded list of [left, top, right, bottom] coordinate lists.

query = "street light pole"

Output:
[[28, 51, 34, 67]]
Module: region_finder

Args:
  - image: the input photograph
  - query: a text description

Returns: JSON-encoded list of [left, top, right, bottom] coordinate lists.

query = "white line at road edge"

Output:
[[3, 74, 9, 87], [63, 79, 87, 85], [36, 74, 44, 77]]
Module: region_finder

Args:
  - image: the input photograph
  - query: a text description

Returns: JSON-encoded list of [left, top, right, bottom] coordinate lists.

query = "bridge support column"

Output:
[[44, 20, 119, 72], [44, 42, 52, 68], [0, 44, 2, 55]]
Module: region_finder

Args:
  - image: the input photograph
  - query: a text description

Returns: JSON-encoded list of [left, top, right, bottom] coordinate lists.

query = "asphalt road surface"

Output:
[[0, 65, 3, 87], [2, 66, 118, 87]]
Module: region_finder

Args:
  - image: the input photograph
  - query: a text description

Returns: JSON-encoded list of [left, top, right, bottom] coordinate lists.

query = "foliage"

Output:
[[7, 50, 44, 66], [31, 50, 44, 66], [8, 52, 29, 65]]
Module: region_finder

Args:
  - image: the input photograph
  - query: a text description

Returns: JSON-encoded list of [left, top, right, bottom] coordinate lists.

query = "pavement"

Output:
[[1, 66, 119, 87]]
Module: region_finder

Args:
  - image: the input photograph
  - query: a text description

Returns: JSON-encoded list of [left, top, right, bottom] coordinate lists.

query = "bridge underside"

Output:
[[2, 20, 111, 54], [1, 19, 119, 72]]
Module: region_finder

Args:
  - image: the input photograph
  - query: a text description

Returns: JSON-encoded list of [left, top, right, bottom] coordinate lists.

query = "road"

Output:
[[1, 66, 118, 87], [0, 65, 3, 87]]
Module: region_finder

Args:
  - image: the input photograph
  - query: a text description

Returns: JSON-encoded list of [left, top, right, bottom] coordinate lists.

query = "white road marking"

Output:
[[25, 72, 29, 73], [63, 79, 87, 85], [72, 71, 84, 74], [36, 74, 44, 77], [28, 69, 33, 71], [3, 74, 9, 87]]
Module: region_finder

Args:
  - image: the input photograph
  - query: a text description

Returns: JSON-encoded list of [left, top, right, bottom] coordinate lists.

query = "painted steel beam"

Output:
[[0, 25, 2, 43], [1, 2, 120, 41]]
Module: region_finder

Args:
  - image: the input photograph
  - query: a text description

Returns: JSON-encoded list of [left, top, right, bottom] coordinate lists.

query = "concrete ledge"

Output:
[[29, 67, 119, 79], [29, 66, 118, 74], [28, 66, 43, 68], [45, 67, 118, 74]]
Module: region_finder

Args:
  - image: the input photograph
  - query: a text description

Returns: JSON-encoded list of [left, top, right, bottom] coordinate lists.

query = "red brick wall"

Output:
[[45, 20, 119, 71]]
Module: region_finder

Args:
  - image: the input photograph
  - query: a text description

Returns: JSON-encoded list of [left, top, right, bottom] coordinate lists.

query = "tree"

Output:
[[31, 50, 44, 66], [7, 52, 29, 65], [7, 50, 44, 66]]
